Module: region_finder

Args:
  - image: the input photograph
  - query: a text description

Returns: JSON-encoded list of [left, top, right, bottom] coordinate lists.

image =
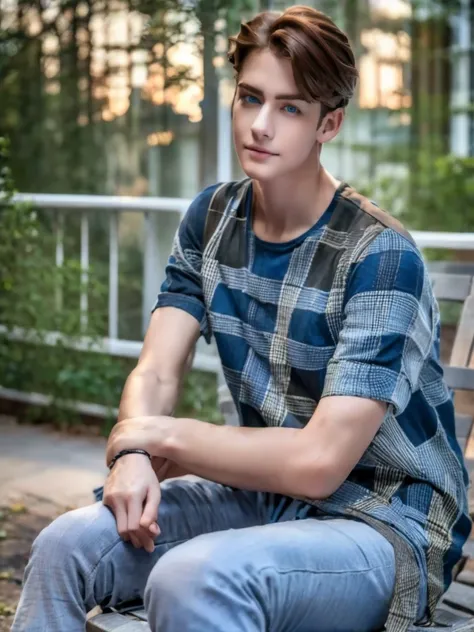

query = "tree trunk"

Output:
[[410, 5, 451, 155]]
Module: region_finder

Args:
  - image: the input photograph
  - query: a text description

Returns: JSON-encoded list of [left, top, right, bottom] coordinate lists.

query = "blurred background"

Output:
[[1, 0, 474, 432]]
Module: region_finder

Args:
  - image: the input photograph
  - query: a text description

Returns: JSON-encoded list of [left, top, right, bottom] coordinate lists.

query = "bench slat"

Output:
[[457, 569, 474, 587], [465, 458, 474, 476], [127, 608, 146, 622], [444, 366, 474, 392], [454, 414, 474, 441], [87, 611, 150, 631], [464, 540, 474, 558], [450, 295, 474, 366], [431, 273, 473, 302], [442, 581, 474, 615], [425, 605, 472, 628]]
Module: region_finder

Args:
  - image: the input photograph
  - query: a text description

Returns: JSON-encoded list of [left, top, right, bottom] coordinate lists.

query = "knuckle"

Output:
[[107, 493, 123, 506], [102, 494, 114, 507]]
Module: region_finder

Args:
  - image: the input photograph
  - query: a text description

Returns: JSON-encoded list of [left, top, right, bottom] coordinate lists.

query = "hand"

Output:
[[103, 453, 161, 553]]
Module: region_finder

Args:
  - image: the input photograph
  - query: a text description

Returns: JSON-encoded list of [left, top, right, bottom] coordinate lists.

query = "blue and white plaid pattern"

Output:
[[155, 181, 471, 630]]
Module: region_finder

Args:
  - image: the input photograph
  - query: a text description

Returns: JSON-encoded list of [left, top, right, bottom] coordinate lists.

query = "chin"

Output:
[[240, 159, 280, 183]]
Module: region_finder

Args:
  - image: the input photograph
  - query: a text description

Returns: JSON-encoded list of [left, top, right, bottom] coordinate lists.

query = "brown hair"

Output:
[[228, 5, 359, 115]]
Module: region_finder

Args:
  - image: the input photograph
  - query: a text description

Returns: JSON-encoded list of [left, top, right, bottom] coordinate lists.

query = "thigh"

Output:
[[159, 516, 396, 632], [259, 517, 396, 632]]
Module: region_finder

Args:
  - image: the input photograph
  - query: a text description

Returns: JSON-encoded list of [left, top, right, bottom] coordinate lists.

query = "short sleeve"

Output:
[[322, 230, 436, 416], [153, 183, 220, 343]]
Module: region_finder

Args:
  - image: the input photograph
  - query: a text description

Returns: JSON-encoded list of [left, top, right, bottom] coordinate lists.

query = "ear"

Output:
[[316, 108, 345, 144]]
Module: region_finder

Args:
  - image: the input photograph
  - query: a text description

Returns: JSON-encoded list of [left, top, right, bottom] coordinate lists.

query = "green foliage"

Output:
[[361, 149, 474, 235], [408, 153, 474, 326], [0, 137, 121, 426], [177, 370, 222, 424], [404, 153, 474, 233], [362, 149, 474, 327], [0, 137, 221, 429]]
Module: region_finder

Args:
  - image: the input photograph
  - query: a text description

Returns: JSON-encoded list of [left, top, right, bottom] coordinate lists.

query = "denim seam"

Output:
[[259, 562, 395, 577]]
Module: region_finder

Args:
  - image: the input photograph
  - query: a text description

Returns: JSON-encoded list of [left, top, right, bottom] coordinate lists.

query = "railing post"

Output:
[[108, 212, 119, 340], [55, 212, 64, 314], [80, 212, 89, 332], [142, 211, 161, 336], [217, 76, 233, 183]]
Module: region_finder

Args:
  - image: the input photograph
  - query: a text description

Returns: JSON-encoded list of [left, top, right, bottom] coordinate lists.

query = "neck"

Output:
[[252, 158, 340, 243]]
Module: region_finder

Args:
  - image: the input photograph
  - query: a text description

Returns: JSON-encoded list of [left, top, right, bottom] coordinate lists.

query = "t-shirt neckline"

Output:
[[246, 181, 346, 251]]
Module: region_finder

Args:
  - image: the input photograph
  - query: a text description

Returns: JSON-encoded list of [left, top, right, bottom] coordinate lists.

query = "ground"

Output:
[[0, 416, 106, 630], [0, 498, 63, 631]]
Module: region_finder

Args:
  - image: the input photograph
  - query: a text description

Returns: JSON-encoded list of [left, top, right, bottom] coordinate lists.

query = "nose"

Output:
[[250, 104, 274, 141]]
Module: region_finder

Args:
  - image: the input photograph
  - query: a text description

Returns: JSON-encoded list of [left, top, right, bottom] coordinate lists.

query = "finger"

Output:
[[127, 496, 153, 551], [113, 502, 130, 542], [139, 486, 160, 535], [148, 522, 160, 538]]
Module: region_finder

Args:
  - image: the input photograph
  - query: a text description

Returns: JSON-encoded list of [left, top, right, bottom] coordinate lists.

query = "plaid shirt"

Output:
[[155, 180, 471, 631]]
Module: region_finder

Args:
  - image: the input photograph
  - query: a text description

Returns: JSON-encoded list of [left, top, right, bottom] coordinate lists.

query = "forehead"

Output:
[[238, 48, 298, 96]]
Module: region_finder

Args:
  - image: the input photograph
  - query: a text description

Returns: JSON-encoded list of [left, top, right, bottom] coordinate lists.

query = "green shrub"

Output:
[[0, 137, 221, 431], [0, 137, 122, 426], [362, 150, 474, 327]]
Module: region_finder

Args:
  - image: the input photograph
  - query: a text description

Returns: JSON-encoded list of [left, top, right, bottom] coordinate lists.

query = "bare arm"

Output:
[[108, 396, 387, 499], [103, 305, 201, 553], [119, 306, 198, 421], [116, 305, 200, 480]]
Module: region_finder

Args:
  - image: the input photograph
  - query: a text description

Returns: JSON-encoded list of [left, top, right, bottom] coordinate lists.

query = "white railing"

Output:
[[3, 192, 474, 418], [7, 192, 219, 374], [410, 231, 474, 250], [8, 192, 474, 349]]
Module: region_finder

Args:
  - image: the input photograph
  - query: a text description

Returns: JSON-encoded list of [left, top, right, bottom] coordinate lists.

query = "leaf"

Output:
[[9, 503, 27, 514], [0, 602, 16, 616], [0, 571, 13, 581], [0, 529, 7, 540]]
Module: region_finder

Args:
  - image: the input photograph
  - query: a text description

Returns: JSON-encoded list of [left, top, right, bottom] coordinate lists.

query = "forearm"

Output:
[[118, 368, 179, 421], [117, 369, 193, 479], [108, 396, 386, 499], [153, 418, 326, 499]]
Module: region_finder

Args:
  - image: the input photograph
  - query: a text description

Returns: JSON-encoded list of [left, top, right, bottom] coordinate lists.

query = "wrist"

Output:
[[108, 448, 152, 470], [105, 415, 178, 465]]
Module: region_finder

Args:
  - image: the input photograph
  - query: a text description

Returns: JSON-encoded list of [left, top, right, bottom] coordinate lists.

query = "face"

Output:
[[232, 48, 342, 183]]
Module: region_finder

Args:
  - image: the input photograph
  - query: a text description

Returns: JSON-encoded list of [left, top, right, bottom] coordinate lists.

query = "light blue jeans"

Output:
[[12, 477, 427, 632]]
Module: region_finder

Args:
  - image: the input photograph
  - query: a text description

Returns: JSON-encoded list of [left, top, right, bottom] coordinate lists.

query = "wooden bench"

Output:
[[87, 271, 474, 632], [408, 270, 474, 630]]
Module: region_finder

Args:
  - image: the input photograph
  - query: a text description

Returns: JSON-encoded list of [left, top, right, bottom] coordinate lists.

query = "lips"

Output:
[[245, 145, 277, 156]]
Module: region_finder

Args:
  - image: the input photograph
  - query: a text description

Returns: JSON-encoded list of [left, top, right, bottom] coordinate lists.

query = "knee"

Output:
[[145, 530, 262, 607], [144, 530, 269, 631], [32, 502, 117, 567]]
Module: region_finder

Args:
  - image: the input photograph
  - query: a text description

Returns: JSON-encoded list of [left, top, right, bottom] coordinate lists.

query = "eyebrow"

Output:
[[237, 82, 306, 101]]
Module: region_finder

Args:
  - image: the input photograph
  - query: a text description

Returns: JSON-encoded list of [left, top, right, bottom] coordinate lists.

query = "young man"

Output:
[[13, 6, 471, 632]]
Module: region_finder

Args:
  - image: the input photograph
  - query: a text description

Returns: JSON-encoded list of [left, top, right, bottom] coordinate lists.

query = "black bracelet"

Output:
[[108, 448, 152, 470]]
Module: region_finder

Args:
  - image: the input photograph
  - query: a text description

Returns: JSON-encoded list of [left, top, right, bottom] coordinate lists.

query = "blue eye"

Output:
[[242, 94, 260, 105], [284, 104, 300, 115]]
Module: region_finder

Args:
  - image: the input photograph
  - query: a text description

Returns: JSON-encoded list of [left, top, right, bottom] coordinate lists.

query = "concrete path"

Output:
[[0, 416, 107, 511]]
